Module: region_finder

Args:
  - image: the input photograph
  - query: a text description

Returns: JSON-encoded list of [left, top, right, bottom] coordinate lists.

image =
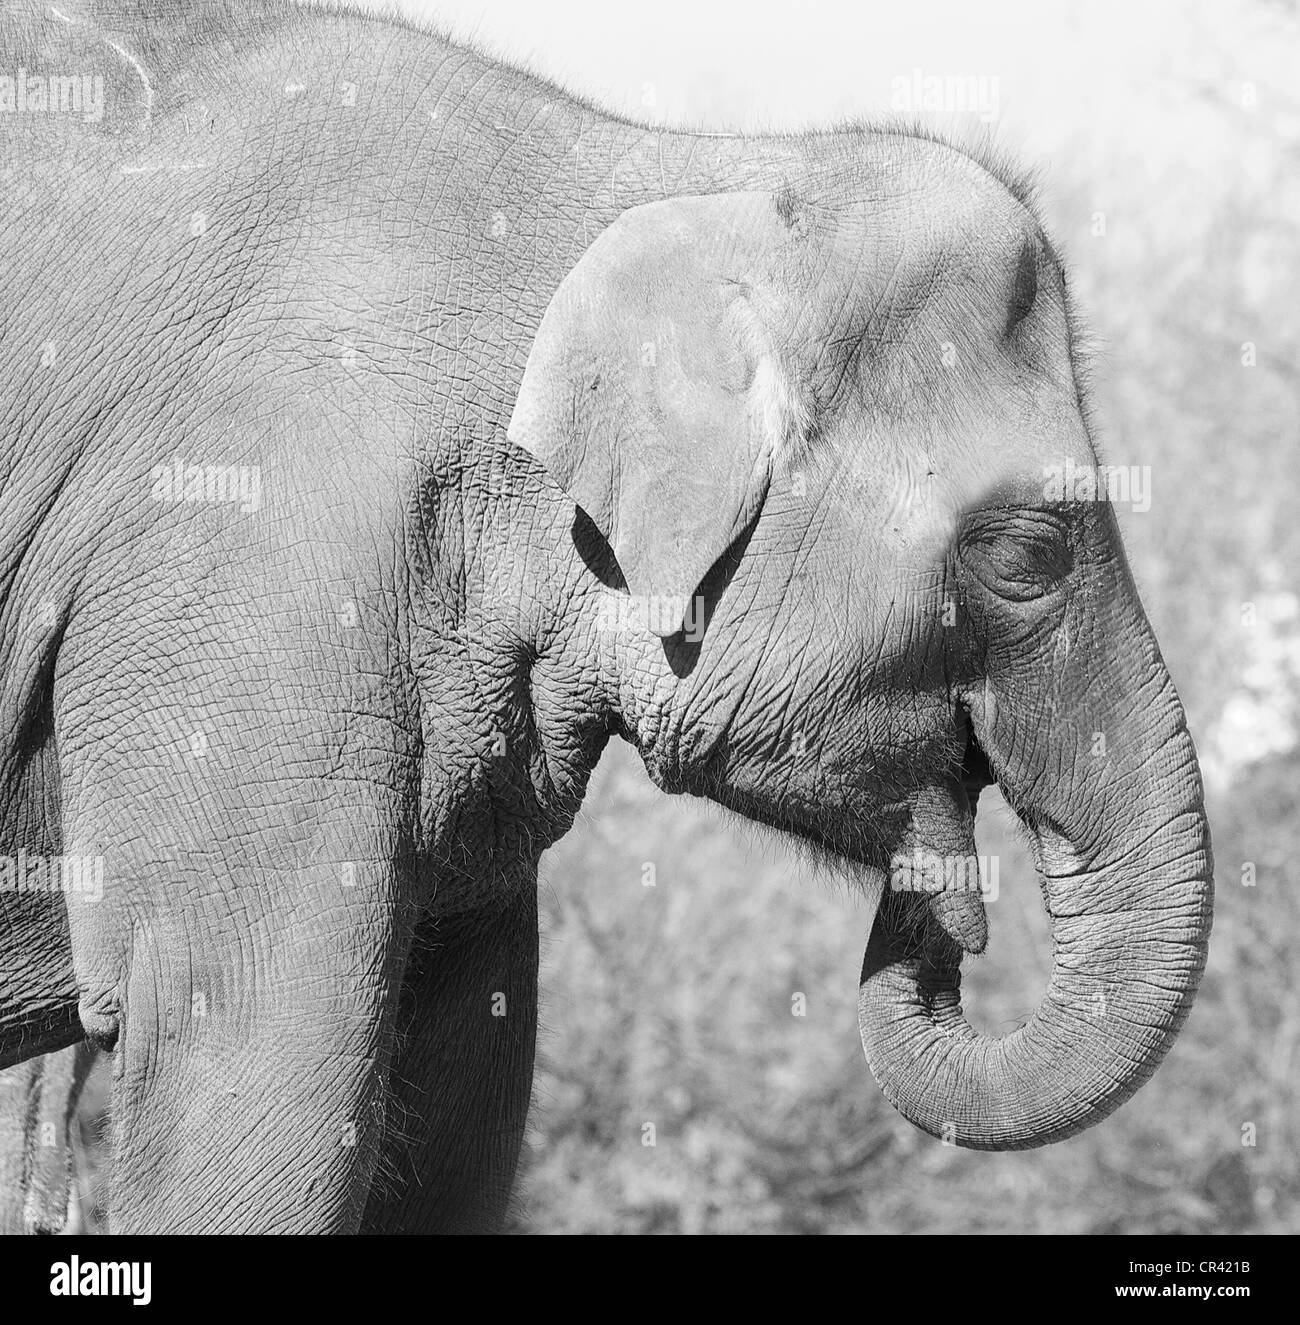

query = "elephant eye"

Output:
[[1007, 245, 1038, 334], [960, 510, 1072, 601]]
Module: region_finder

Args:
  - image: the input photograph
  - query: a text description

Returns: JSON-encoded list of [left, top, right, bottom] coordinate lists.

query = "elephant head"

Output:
[[509, 167, 1212, 1149]]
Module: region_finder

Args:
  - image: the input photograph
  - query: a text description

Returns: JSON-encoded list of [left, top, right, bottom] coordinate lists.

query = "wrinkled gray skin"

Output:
[[0, 1, 1212, 1232]]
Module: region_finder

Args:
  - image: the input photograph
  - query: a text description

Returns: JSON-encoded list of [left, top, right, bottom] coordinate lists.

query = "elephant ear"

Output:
[[507, 192, 818, 638]]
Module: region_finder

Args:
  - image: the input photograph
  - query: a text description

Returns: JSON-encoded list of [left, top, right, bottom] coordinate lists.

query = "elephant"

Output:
[[0, 0, 1213, 1233]]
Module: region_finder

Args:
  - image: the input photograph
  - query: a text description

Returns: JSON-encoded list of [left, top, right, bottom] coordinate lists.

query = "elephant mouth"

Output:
[[846, 701, 1003, 958], [859, 661, 1214, 1152], [706, 701, 999, 922], [905, 702, 1000, 955], [956, 701, 997, 816]]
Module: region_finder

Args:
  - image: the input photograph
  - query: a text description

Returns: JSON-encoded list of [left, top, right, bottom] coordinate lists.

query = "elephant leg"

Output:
[[0, 1042, 93, 1234], [46, 554, 432, 1230], [0, 1056, 44, 1234], [53, 681, 419, 1232], [360, 888, 539, 1233], [23, 1042, 93, 1233], [60, 806, 411, 1234]]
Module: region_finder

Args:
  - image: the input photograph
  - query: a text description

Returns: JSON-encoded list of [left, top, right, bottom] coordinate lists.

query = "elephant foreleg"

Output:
[[0, 1041, 93, 1233], [360, 888, 539, 1233]]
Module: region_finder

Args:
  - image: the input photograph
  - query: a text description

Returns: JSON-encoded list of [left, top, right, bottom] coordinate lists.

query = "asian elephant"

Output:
[[0, 0, 1212, 1232]]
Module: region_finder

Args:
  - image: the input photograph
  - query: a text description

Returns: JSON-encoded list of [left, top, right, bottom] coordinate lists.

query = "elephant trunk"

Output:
[[858, 588, 1213, 1148]]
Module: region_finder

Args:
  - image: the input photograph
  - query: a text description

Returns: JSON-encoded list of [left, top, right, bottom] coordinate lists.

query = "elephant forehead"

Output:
[[794, 404, 1096, 569]]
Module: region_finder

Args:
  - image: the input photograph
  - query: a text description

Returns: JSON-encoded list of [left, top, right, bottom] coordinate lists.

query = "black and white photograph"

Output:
[[0, 0, 1291, 1282]]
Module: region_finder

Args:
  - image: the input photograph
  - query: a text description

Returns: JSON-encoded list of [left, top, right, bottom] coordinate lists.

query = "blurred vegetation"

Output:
[[69, 0, 1299, 1236], [518, 743, 1297, 1233]]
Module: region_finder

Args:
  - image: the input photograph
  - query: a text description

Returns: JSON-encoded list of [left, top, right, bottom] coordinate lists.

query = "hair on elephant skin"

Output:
[[0, 0, 1212, 1233]]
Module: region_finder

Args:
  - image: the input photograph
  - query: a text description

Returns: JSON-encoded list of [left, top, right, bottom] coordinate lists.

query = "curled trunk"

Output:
[[859, 605, 1213, 1148]]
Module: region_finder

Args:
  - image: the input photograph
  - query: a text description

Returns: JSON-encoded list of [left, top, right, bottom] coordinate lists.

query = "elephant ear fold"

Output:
[[507, 192, 815, 638]]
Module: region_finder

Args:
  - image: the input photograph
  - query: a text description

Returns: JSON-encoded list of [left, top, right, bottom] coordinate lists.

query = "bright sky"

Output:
[[360, 0, 1298, 174]]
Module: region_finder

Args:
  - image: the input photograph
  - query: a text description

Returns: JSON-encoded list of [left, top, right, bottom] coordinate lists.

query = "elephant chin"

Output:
[[856, 798, 1213, 1150]]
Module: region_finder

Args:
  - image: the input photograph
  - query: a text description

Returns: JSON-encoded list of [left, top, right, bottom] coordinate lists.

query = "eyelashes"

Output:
[[1007, 244, 1039, 334], [960, 510, 1073, 601]]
